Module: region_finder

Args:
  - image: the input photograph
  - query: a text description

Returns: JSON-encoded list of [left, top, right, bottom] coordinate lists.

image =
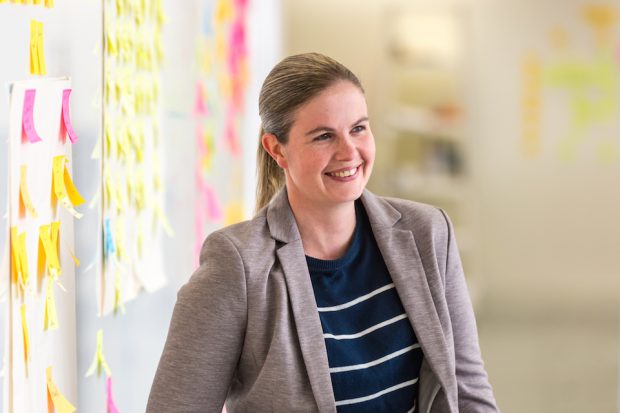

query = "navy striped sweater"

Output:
[[307, 201, 424, 412]]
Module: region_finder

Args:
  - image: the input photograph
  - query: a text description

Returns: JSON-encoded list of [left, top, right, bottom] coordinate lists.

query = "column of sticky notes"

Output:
[[101, 0, 169, 317], [193, 0, 250, 264], [8, 80, 80, 413]]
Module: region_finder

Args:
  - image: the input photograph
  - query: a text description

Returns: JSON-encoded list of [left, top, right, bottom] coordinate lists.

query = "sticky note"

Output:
[[194, 83, 208, 116], [44, 0, 53, 7], [224, 202, 244, 225], [19, 165, 38, 217], [204, 183, 223, 221], [85, 329, 112, 377], [22, 89, 42, 143], [104, 218, 116, 257], [11, 227, 29, 294], [155, 204, 174, 237], [30, 21, 40, 75], [39, 224, 61, 277], [29, 20, 46, 75], [46, 366, 76, 413], [61, 89, 78, 143], [52, 155, 86, 218], [44, 275, 59, 330], [21, 304, 30, 371], [107, 377, 120, 413], [114, 270, 125, 315]]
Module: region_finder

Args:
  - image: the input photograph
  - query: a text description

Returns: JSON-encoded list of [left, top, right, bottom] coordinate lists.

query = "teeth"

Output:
[[329, 167, 357, 178]]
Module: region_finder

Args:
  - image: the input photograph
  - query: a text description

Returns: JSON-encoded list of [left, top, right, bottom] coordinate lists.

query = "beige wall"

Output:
[[283, 0, 620, 318]]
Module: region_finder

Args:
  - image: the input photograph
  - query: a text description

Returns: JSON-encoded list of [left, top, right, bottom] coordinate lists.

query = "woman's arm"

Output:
[[440, 209, 499, 412], [146, 231, 248, 413]]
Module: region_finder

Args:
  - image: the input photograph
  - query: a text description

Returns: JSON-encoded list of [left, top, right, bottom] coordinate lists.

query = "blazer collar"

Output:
[[265, 188, 401, 242]]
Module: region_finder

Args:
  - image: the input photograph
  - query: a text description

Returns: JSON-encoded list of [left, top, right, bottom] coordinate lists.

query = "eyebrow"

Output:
[[304, 116, 369, 136]]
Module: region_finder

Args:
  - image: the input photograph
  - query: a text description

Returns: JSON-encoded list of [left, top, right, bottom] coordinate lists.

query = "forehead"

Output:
[[291, 81, 367, 127]]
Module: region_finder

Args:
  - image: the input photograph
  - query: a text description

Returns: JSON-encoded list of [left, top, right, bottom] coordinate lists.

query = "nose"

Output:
[[335, 134, 356, 160]]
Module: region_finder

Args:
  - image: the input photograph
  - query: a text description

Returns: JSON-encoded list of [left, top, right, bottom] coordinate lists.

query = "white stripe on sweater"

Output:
[[323, 313, 408, 340], [317, 283, 395, 312], [334, 378, 419, 406], [329, 343, 421, 373]]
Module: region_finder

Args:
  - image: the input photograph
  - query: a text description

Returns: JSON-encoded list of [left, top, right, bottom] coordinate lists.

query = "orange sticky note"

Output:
[[46, 367, 76, 413], [61, 89, 78, 143], [22, 89, 43, 143]]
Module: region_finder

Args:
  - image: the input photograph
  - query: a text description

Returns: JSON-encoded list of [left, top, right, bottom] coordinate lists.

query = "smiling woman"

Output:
[[147, 53, 499, 413]]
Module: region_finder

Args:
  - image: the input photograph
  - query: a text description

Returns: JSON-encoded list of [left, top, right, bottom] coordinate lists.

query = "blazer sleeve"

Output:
[[146, 231, 247, 413], [439, 209, 499, 412]]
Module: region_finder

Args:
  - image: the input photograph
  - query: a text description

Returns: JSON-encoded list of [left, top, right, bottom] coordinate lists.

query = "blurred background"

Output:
[[1, 0, 619, 412]]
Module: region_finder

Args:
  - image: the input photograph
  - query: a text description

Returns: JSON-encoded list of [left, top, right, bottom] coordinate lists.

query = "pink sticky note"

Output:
[[228, 19, 246, 77], [204, 184, 223, 221], [62, 89, 78, 143], [194, 83, 208, 117], [107, 377, 120, 413], [225, 107, 240, 158], [22, 89, 43, 143]]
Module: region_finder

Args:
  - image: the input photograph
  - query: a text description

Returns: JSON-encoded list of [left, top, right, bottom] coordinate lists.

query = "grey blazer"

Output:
[[147, 189, 498, 413]]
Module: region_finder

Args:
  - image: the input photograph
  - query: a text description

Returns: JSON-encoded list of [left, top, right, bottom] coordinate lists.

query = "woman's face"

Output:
[[275, 80, 375, 209]]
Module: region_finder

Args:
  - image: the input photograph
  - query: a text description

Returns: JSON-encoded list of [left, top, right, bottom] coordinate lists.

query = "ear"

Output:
[[261, 133, 288, 169]]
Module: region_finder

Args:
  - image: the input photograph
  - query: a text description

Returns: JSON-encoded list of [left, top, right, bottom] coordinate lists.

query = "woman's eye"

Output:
[[352, 125, 366, 133], [314, 133, 332, 141]]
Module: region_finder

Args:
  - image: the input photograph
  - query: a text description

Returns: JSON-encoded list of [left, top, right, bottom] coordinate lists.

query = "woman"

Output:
[[147, 53, 498, 412]]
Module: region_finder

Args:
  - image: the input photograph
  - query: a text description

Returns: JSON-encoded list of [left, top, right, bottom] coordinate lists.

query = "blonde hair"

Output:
[[255, 52, 364, 213]]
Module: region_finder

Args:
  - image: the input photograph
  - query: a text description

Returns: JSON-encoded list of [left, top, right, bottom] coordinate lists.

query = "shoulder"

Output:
[[199, 210, 276, 268]]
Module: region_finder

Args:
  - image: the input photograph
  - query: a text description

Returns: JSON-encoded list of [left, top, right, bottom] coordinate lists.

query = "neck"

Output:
[[288, 195, 357, 260]]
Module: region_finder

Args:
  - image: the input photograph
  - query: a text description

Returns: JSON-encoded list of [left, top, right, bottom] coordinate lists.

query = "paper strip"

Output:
[[52, 155, 85, 218], [104, 218, 116, 257], [21, 304, 30, 373], [20, 165, 38, 217], [61, 89, 78, 143], [85, 329, 112, 377], [107, 376, 120, 413], [30, 20, 40, 75], [36, 20, 46, 74], [39, 224, 61, 277], [44, 274, 59, 330], [22, 89, 43, 143], [10, 228, 29, 294], [46, 366, 76, 413], [114, 270, 125, 315]]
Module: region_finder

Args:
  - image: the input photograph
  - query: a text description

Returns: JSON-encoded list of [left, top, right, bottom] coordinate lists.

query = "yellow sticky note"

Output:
[[10, 227, 29, 294], [21, 304, 30, 370], [52, 155, 85, 218], [30, 20, 40, 75], [19, 165, 38, 217], [17, 232, 29, 291], [44, 0, 53, 7], [85, 329, 112, 377], [46, 367, 76, 413], [36, 21, 46, 75], [114, 270, 125, 315], [39, 224, 61, 277], [44, 275, 59, 330]]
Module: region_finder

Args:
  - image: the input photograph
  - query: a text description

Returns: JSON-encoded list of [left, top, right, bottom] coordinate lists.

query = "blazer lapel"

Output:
[[360, 191, 453, 398], [267, 189, 337, 412]]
